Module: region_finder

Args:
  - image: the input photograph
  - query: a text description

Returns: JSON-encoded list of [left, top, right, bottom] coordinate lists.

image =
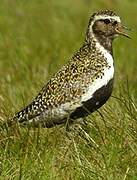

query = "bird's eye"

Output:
[[113, 21, 117, 25], [103, 19, 111, 24]]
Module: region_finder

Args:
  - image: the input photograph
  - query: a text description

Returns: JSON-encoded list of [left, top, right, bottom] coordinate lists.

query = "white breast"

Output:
[[81, 41, 114, 102]]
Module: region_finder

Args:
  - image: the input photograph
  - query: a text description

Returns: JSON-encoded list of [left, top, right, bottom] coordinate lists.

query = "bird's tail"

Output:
[[0, 116, 17, 131]]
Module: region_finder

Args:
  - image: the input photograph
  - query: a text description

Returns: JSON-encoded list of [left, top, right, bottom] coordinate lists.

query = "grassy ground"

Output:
[[0, 0, 137, 179]]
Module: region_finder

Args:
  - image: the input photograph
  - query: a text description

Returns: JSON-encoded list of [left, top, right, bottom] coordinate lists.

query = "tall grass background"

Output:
[[0, 0, 137, 179]]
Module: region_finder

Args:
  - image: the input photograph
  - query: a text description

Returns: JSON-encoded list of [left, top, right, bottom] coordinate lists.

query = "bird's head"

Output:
[[86, 10, 130, 42]]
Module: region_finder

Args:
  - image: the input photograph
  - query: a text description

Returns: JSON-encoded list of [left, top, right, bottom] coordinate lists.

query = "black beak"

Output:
[[115, 24, 131, 39]]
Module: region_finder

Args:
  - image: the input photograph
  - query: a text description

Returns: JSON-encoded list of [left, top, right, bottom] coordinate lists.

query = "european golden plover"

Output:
[[9, 10, 130, 128]]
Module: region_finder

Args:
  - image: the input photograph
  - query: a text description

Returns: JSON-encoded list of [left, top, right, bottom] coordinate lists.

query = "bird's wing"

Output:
[[13, 60, 88, 123]]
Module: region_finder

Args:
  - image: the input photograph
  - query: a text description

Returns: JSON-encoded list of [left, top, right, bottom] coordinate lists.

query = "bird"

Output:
[[8, 10, 130, 128]]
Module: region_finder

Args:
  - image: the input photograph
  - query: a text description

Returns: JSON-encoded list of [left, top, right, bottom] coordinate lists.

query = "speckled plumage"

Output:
[[9, 10, 127, 127]]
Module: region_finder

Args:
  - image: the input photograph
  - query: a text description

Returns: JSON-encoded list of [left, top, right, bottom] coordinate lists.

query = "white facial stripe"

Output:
[[94, 15, 121, 23], [90, 15, 121, 28]]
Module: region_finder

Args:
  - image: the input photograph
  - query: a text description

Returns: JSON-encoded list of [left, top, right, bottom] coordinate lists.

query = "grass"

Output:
[[0, 0, 137, 179]]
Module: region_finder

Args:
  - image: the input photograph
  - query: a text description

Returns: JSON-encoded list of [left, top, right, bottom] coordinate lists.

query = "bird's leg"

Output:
[[65, 113, 72, 132], [83, 117, 89, 126], [65, 122, 98, 147]]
